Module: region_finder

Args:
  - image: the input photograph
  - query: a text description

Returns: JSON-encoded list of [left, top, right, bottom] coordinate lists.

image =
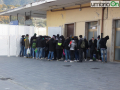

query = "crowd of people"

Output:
[[19, 33, 109, 63]]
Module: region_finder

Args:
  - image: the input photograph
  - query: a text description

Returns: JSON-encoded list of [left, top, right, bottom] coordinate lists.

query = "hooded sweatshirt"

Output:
[[63, 38, 70, 50], [99, 36, 109, 49]]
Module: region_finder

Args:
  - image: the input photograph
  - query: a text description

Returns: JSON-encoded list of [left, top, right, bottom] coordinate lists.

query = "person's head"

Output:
[[92, 37, 94, 41], [22, 35, 24, 38], [34, 33, 37, 37], [105, 35, 109, 40], [97, 35, 100, 39], [26, 34, 29, 38], [79, 35, 82, 38], [57, 34, 59, 37]]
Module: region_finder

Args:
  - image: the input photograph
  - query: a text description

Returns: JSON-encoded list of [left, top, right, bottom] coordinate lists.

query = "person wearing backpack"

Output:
[[89, 37, 97, 61], [78, 35, 85, 62]]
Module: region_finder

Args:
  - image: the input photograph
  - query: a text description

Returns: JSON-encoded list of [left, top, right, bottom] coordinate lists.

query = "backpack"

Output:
[[32, 39, 36, 48], [81, 40, 85, 48]]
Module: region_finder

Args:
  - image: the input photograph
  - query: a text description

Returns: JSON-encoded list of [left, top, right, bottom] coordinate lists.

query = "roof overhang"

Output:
[[0, 0, 98, 18]]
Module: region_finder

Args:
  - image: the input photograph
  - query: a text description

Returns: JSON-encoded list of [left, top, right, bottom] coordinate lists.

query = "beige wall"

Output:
[[46, 2, 120, 62]]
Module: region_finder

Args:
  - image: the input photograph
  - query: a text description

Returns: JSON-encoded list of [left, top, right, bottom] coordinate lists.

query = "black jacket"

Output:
[[89, 39, 97, 50], [55, 38, 63, 49], [84, 39, 88, 49], [63, 38, 70, 50], [30, 35, 37, 46], [36, 36, 44, 48], [78, 38, 84, 49], [99, 36, 109, 49], [47, 38, 55, 51]]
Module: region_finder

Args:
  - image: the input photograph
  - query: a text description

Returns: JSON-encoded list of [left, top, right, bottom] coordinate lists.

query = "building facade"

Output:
[[46, 2, 120, 62]]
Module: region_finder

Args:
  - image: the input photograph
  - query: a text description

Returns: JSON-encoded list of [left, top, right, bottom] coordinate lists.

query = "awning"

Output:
[[0, 0, 94, 18]]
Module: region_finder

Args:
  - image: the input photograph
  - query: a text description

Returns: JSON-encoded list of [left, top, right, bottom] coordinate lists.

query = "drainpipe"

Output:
[[101, 7, 105, 38]]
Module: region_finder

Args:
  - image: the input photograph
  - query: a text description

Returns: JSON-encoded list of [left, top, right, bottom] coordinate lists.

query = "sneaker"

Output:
[[105, 61, 107, 63], [85, 59, 87, 61], [41, 58, 44, 59], [33, 57, 35, 59], [36, 58, 38, 60], [24, 56, 26, 58], [50, 60, 53, 61], [70, 61, 74, 63], [89, 59, 93, 62], [64, 60, 67, 62], [74, 60, 77, 62], [77, 60, 79, 62], [47, 59, 50, 61], [57, 59, 60, 61]]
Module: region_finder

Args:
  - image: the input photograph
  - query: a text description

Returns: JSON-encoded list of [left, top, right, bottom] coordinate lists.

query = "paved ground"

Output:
[[0, 56, 120, 90]]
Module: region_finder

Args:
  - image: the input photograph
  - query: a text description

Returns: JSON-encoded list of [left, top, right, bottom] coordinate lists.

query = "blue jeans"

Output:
[[32, 48, 35, 57], [101, 48, 107, 62], [48, 51, 54, 60], [19, 45, 24, 56], [75, 50, 79, 60], [64, 49, 70, 60], [24, 47, 26, 56], [36, 48, 40, 59], [39, 47, 43, 59], [24, 48, 27, 57]]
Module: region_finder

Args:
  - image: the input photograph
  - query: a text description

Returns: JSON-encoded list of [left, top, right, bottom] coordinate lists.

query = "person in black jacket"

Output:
[[99, 36, 109, 63], [78, 35, 84, 62], [63, 37, 70, 62], [89, 37, 97, 61], [19, 35, 25, 57], [47, 38, 56, 61], [38, 36, 44, 60], [74, 36, 79, 61], [42, 36, 46, 59], [55, 36, 62, 61], [36, 36, 41, 59], [83, 36, 88, 61], [30, 33, 37, 58]]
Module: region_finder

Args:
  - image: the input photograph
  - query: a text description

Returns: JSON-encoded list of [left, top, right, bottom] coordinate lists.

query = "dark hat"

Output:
[[26, 34, 29, 36], [79, 35, 82, 38], [97, 35, 100, 38]]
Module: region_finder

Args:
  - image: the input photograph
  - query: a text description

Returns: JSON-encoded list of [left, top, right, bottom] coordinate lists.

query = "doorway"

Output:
[[66, 24, 74, 37], [88, 21, 98, 41]]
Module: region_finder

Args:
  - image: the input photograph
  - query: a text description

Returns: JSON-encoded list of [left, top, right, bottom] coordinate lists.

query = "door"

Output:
[[88, 21, 97, 41], [87, 21, 97, 58], [67, 24, 74, 37], [115, 20, 120, 61]]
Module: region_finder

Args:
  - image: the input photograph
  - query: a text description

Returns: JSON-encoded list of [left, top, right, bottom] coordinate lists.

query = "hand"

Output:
[[77, 49, 79, 50]]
